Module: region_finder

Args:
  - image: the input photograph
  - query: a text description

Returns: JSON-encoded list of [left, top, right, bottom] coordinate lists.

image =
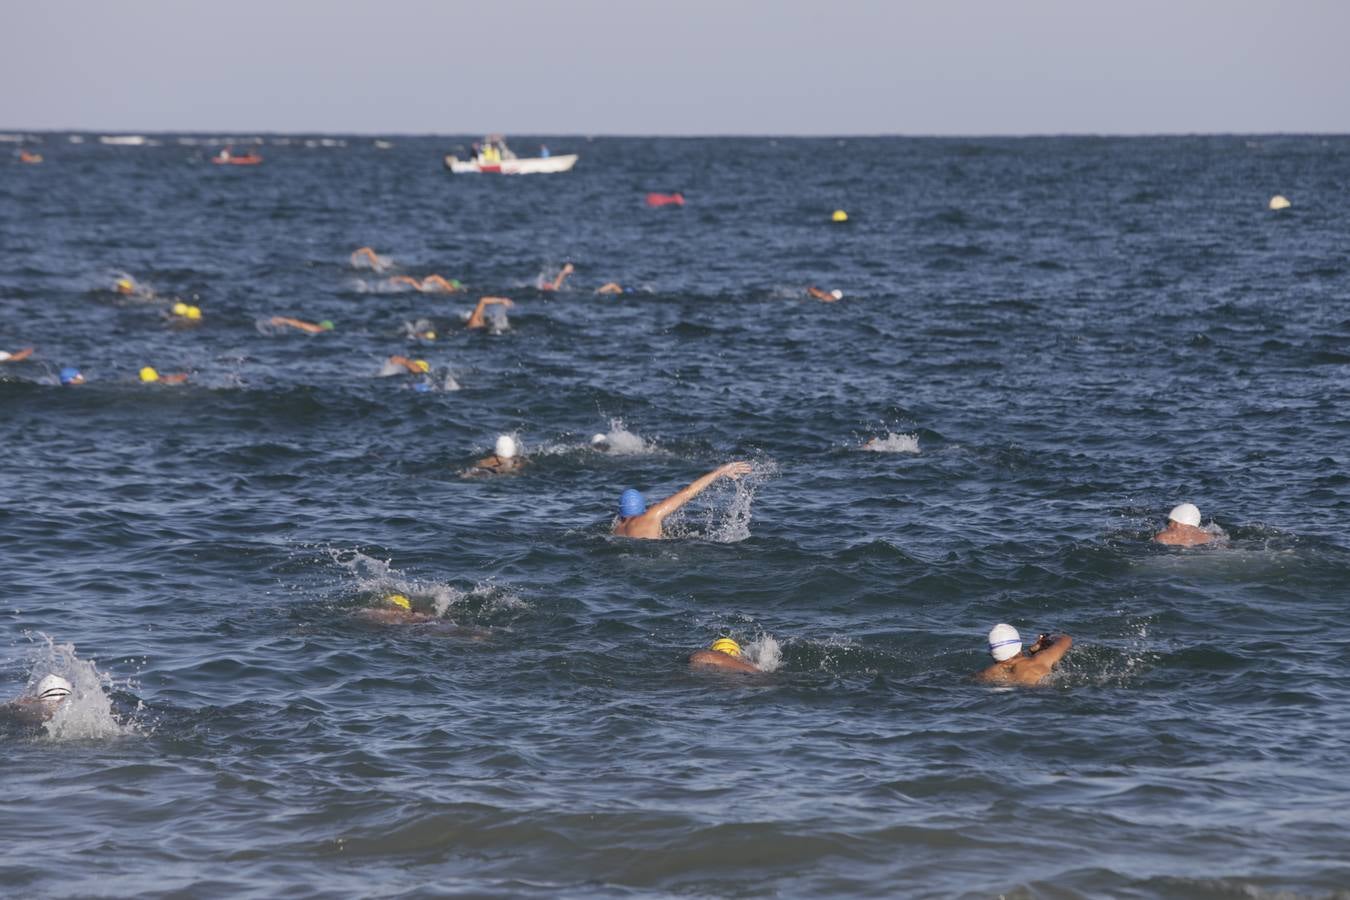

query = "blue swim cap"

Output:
[[412, 381, 432, 393], [59, 367, 82, 385], [619, 489, 646, 517]]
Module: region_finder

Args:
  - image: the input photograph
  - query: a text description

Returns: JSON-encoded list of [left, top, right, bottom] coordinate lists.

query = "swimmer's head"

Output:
[[385, 593, 412, 611], [830, 289, 843, 300], [412, 359, 431, 374], [710, 637, 742, 658], [1168, 503, 1202, 527], [59, 367, 84, 386], [831, 209, 848, 223], [185, 306, 202, 320], [171, 301, 189, 316], [319, 320, 335, 332], [421, 330, 437, 340], [115, 278, 134, 294], [35, 674, 73, 705], [619, 489, 646, 517], [495, 435, 518, 459], [591, 433, 608, 446], [139, 366, 160, 383], [988, 623, 1022, 661]]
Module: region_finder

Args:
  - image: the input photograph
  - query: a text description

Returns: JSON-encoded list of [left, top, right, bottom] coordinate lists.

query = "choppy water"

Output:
[[2, 134, 1348, 898]]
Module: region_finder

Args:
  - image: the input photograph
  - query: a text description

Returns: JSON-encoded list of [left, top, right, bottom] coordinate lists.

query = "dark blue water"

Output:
[[2, 134, 1349, 898]]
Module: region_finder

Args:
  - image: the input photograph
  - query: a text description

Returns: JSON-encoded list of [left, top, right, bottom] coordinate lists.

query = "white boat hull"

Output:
[[444, 154, 578, 175]]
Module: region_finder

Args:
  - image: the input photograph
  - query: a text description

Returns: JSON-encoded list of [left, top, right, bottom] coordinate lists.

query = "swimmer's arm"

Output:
[[645, 461, 753, 522], [1029, 634, 1072, 673], [3, 347, 34, 363], [467, 297, 513, 329]]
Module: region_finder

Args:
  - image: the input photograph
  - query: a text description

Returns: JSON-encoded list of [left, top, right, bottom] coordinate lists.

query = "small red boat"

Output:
[[211, 148, 263, 166]]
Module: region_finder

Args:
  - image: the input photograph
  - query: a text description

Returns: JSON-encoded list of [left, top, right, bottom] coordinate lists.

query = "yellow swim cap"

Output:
[[831, 209, 849, 222], [710, 637, 742, 658], [139, 366, 160, 383], [386, 593, 411, 610], [116, 278, 134, 293], [413, 359, 430, 373], [423, 331, 437, 340], [186, 306, 202, 320], [171, 301, 189, 316]]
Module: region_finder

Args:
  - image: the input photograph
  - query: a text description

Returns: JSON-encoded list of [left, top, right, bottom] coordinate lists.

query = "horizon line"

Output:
[[4, 127, 1349, 141]]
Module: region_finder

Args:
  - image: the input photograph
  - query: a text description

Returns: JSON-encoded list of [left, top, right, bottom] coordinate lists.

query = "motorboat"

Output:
[[211, 147, 263, 166], [444, 135, 576, 174]]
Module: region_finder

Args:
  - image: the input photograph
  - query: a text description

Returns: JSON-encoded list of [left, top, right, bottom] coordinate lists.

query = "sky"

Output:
[[3, 0, 1348, 135]]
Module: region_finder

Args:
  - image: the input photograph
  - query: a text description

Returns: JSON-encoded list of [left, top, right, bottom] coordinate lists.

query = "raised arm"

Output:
[[1, 347, 35, 363], [1028, 634, 1073, 676], [467, 297, 513, 329], [646, 461, 753, 523]]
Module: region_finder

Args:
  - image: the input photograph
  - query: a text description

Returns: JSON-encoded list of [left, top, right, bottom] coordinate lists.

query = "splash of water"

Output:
[[594, 419, 657, 456], [327, 549, 526, 620], [702, 459, 777, 544], [861, 432, 920, 453], [22, 634, 135, 740], [746, 634, 782, 673]]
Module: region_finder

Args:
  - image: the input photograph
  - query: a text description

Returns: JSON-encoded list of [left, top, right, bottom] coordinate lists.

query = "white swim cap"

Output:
[[830, 289, 843, 300], [988, 624, 1022, 661], [35, 674, 73, 703], [591, 433, 608, 445], [494, 435, 518, 459], [1168, 503, 1201, 527]]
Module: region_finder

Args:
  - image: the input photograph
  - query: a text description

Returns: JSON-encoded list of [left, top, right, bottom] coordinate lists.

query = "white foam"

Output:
[[22, 635, 134, 740], [861, 432, 920, 454], [327, 550, 524, 619], [592, 419, 657, 456], [350, 251, 393, 273], [702, 459, 777, 544], [746, 634, 782, 673]]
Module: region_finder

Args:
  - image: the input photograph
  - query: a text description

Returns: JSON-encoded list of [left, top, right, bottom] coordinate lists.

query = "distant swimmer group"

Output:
[[613, 461, 753, 539]]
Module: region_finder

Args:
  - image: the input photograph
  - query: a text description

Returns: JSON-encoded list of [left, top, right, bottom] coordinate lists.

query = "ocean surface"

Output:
[[1, 133, 1348, 899]]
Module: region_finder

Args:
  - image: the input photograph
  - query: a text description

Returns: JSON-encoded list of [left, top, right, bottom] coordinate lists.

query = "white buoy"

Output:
[[1269, 195, 1291, 210]]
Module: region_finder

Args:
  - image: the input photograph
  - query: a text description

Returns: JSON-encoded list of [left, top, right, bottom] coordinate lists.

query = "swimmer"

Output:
[[595, 282, 625, 295], [59, 367, 85, 386], [466, 296, 513, 330], [463, 435, 525, 477], [388, 275, 464, 293], [807, 287, 844, 303], [590, 433, 610, 451], [269, 316, 334, 334], [168, 301, 203, 324], [0, 347, 35, 364], [976, 625, 1073, 686], [538, 263, 574, 292], [384, 355, 431, 375], [689, 637, 761, 674], [1154, 503, 1214, 547], [1, 674, 73, 726], [351, 246, 392, 271], [139, 366, 189, 385], [613, 461, 754, 539], [19, 149, 44, 164], [356, 593, 436, 626]]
